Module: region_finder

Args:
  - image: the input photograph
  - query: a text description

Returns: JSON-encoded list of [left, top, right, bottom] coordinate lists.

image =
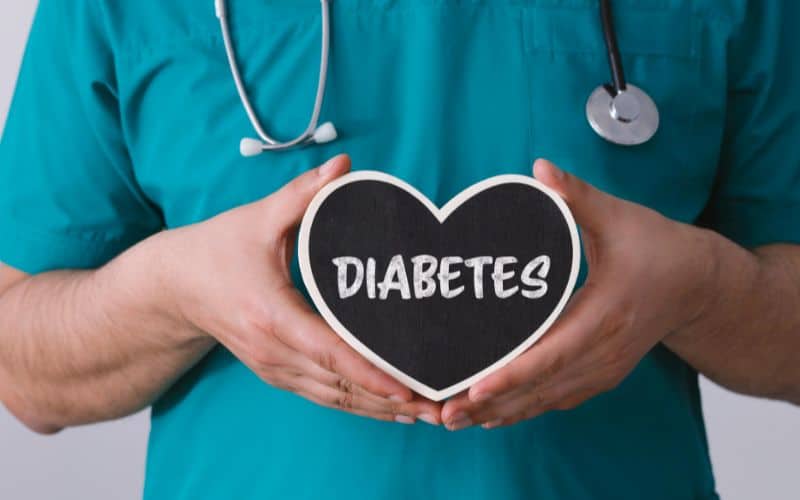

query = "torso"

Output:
[[103, 1, 743, 498]]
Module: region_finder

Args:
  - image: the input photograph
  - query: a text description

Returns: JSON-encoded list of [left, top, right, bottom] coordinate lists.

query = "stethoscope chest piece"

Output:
[[586, 84, 659, 146]]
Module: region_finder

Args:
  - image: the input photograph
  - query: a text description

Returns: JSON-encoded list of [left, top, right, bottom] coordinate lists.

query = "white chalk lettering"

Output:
[[332, 255, 552, 300], [378, 255, 412, 300], [492, 257, 519, 299], [438, 256, 465, 299], [412, 255, 438, 298], [521, 255, 550, 299], [464, 256, 493, 299], [332, 257, 364, 299], [366, 257, 377, 299]]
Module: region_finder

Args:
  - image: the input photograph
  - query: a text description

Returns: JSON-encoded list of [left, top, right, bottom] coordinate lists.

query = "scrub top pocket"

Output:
[[522, 1, 721, 223], [120, 1, 328, 223]]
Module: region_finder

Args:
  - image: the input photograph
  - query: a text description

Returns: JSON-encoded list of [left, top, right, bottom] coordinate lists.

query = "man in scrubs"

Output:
[[1, 1, 799, 499]]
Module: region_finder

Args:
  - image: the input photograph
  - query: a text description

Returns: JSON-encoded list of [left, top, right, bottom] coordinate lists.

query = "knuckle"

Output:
[[250, 346, 277, 371], [284, 176, 307, 198], [315, 349, 338, 373], [319, 391, 339, 408], [263, 231, 284, 255], [257, 203, 288, 245], [336, 392, 355, 410], [278, 179, 309, 209], [257, 367, 277, 383], [336, 377, 354, 394], [599, 348, 626, 372], [497, 368, 524, 390], [598, 346, 633, 381], [542, 352, 565, 379], [273, 379, 299, 394], [599, 307, 636, 342], [529, 391, 548, 409], [263, 370, 290, 390]]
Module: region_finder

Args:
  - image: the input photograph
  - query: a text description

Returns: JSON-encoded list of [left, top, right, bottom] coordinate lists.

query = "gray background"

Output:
[[0, 2, 797, 499]]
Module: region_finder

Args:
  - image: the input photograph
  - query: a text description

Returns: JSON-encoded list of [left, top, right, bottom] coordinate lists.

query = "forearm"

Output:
[[664, 233, 800, 404], [0, 234, 215, 433]]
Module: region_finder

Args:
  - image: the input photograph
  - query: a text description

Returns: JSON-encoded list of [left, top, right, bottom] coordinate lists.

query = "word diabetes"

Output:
[[331, 254, 551, 300]]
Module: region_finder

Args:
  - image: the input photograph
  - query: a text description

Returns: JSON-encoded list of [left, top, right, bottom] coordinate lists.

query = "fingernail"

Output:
[[319, 157, 339, 177], [418, 413, 439, 426], [535, 159, 562, 180], [482, 418, 504, 430], [446, 413, 472, 431], [395, 415, 415, 425], [470, 392, 493, 403]]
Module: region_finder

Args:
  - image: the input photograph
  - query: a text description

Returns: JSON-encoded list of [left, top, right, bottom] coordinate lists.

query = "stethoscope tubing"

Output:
[[216, 0, 332, 151], [599, 0, 626, 94], [218, 0, 659, 154]]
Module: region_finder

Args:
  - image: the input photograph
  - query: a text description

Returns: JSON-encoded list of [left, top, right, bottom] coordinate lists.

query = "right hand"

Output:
[[155, 155, 442, 425]]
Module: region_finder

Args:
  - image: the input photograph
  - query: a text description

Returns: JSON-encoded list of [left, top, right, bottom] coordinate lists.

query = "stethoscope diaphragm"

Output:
[[586, 84, 660, 146]]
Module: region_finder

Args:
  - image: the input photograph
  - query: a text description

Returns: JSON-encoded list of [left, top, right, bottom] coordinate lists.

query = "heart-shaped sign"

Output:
[[298, 171, 580, 401]]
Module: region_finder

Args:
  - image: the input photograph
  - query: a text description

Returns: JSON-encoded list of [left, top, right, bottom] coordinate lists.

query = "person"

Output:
[[1, 1, 798, 499]]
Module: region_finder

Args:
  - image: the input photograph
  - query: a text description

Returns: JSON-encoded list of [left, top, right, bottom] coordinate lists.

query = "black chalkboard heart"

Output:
[[298, 171, 580, 401]]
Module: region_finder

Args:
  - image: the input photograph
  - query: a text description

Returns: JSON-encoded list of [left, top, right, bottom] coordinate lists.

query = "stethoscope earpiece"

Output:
[[312, 122, 339, 144], [217, 0, 335, 156], [239, 138, 264, 158], [238, 122, 339, 157]]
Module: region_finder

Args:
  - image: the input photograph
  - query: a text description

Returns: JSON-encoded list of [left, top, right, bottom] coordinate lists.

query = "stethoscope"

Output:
[[215, 0, 660, 157]]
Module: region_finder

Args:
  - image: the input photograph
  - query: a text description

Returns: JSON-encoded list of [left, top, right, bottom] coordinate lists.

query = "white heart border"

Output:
[[298, 170, 581, 401]]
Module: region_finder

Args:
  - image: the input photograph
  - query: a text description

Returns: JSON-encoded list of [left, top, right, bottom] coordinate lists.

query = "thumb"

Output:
[[265, 154, 351, 231], [532, 158, 619, 236]]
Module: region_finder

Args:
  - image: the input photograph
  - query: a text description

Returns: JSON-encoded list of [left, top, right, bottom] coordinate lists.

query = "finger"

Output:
[[239, 330, 441, 424], [312, 369, 443, 424], [271, 288, 414, 402], [298, 387, 398, 423], [488, 388, 597, 429], [445, 381, 540, 430], [443, 349, 594, 426], [470, 378, 591, 425], [470, 369, 601, 426], [468, 289, 594, 403], [270, 335, 442, 423], [467, 300, 635, 427], [532, 158, 621, 237], [465, 286, 600, 405], [275, 372, 417, 424], [262, 154, 351, 232]]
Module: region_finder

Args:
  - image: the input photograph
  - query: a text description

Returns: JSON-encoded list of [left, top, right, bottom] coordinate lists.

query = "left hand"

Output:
[[441, 159, 717, 431]]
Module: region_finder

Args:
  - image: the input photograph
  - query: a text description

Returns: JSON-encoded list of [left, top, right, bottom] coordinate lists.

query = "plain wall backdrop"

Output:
[[0, 2, 798, 499]]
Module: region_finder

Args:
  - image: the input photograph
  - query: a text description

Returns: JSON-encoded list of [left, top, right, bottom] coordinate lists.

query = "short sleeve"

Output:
[[0, 0, 162, 274], [700, 2, 800, 248]]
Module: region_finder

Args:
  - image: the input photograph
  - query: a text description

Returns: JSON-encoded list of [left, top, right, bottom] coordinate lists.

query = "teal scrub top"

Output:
[[2, 1, 800, 499]]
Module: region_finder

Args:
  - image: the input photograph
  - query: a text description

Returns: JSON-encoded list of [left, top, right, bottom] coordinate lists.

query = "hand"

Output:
[[156, 155, 442, 425], [441, 159, 715, 430]]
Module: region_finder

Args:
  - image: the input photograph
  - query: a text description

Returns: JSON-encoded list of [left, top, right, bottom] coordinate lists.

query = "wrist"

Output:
[[660, 225, 723, 346], [100, 230, 209, 345], [667, 225, 758, 342], [686, 226, 722, 327]]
